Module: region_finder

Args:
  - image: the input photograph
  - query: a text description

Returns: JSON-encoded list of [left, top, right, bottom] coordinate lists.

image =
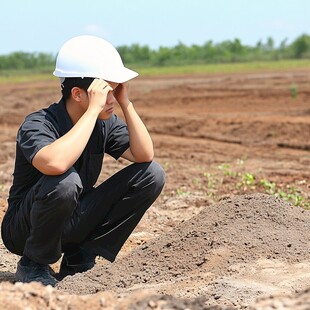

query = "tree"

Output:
[[291, 34, 310, 58]]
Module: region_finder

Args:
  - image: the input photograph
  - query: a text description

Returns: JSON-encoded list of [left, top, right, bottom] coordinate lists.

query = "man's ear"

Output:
[[71, 87, 82, 101]]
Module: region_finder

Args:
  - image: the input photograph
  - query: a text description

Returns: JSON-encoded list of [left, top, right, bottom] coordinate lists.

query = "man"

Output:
[[1, 35, 165, 286]]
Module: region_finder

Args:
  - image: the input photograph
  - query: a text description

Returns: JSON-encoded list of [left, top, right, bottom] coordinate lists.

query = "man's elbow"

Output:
[[44, 165, 69, 176], [136, 152, 154, 163], [33, 160, 70, 176]]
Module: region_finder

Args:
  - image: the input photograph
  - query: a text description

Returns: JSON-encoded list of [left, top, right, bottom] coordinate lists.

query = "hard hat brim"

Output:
[[53, 66, 138, 83]]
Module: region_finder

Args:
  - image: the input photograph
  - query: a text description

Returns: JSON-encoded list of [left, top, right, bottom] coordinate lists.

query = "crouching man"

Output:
[[1, 35, 165, 286]]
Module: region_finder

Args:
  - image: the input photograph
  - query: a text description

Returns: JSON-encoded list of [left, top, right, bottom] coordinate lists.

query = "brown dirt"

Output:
[[0, 70, 309, 309]]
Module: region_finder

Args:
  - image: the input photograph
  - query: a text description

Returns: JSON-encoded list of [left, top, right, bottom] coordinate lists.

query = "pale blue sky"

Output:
[[1, 0, 309, 55]]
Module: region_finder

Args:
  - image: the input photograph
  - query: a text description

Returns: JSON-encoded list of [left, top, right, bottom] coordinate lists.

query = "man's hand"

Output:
[[87, 79, 113, 114], [113, 82, 130, 107]]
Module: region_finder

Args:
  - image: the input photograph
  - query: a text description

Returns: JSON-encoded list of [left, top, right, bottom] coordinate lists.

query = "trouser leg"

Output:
[[2, 168, 82, 265], [62, 161, 165, 262]]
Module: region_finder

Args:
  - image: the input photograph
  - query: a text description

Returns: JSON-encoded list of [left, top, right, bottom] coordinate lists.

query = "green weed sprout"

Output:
[[290, 84, 298, 99]]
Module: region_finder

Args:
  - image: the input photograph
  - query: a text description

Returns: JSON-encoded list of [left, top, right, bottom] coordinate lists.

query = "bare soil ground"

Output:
[[0, 69, 309, 309]]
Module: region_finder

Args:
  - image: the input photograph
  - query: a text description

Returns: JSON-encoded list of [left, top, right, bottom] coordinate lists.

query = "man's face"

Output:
[[77, 80, 119, 120], [97, 81, 119, 120]]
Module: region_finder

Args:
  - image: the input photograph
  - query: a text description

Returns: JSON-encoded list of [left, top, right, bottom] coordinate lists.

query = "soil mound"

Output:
[[57, 193, 310, 308]]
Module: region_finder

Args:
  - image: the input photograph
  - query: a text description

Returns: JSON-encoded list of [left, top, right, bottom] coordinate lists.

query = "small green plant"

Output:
[[290, 84, 298, 99], [176, 187, 190, 196], [243, 173, 256, 186], [192, 177, 201, 189], [237, 172, 256, 190], [162, 162, 171, 172], [217, 163, 236, 177], [203, 172, 216, 189], [260, 179, 276, 195], [236, 158, 245, 166], [277, 185, 308, 207]]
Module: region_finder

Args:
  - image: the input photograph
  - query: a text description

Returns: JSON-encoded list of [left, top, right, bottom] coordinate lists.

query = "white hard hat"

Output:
[[53, 35, 138, 83]]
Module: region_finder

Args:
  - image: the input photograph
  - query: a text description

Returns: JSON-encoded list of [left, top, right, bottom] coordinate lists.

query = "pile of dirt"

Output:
[[55, 193, 310, 308]]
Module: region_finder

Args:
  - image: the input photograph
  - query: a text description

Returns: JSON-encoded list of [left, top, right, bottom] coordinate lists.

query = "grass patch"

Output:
[[0, 68, 56, 84], [136, 59, 310, 76], [1, 59, 310, 85], [0, 74, 56, 84], [183, 160, 310, 209]]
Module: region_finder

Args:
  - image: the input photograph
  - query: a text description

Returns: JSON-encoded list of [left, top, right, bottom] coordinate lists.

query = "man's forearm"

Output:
[[32, 109, 99, 175], [121, 101, 154, 162]]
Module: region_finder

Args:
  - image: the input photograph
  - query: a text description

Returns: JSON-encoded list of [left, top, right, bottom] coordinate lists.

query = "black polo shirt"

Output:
[[8, 99, 129, 204]]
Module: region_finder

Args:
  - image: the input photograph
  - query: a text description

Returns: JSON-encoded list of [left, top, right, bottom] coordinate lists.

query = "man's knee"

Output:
[[38, 168, 83, 216], [148, 161, 166, 193], [57, 171, 82, 203]]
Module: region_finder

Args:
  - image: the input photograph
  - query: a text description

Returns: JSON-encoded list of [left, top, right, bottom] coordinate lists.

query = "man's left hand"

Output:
[[113, 82, 130, 107]]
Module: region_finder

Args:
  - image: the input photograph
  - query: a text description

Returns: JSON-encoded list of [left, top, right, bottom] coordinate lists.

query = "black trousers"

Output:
[[1, 161, 165, 265]]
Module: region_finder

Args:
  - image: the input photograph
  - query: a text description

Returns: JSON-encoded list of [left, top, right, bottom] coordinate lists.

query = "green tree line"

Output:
[[1, 34, 310, 70]]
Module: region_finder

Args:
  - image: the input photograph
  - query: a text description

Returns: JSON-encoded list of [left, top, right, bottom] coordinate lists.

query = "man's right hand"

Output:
[[87, 79, 113, 114]]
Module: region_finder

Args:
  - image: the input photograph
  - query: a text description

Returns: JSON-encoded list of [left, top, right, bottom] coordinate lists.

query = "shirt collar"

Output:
[[55, 97, 74, 136]]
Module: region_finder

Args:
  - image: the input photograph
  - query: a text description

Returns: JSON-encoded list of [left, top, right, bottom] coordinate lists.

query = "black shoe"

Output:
[[56, 247, 95, 281], [16, 256, 57, 287]]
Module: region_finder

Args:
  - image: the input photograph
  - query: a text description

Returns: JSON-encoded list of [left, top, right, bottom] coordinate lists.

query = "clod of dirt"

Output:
[[0, 281, 116, 310], [249, 287, 310, 310], [57, 193, 310, 308]]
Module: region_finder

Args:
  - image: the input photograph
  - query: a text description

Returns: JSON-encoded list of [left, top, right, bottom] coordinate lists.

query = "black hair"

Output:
[[61, 77, 95, 100]]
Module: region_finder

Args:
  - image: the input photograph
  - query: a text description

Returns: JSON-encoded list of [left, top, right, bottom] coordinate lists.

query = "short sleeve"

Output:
[[17, 119, 58, 164], [105, 114, 129, 159]]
